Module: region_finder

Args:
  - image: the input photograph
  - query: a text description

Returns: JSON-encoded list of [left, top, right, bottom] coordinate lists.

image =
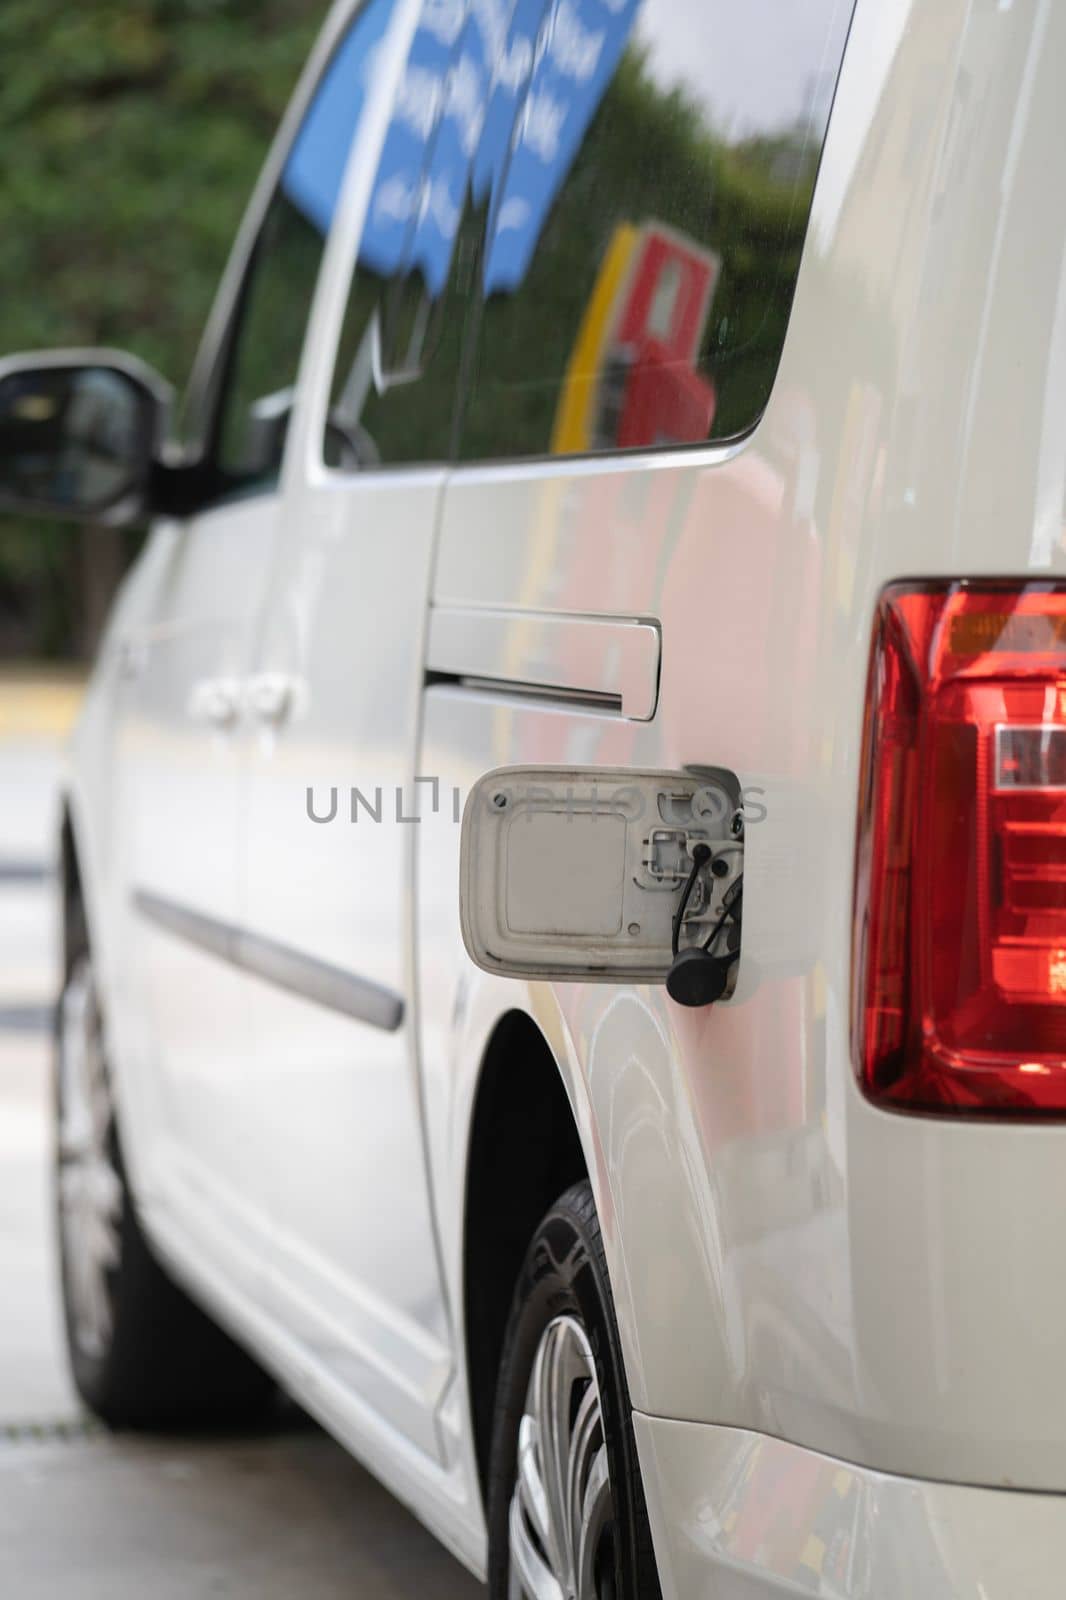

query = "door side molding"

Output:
[[133, 890, 404, 1033]]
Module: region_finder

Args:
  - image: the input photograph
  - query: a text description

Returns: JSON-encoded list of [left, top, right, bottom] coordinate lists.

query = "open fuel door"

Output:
[[460, 767, 744, 1004]]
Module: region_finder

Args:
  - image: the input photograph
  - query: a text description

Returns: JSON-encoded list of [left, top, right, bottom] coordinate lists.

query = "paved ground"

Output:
[[0, 687, 483, 1596]]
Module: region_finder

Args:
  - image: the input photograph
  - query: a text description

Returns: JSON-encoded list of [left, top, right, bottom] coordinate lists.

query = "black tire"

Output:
[[486, 1179, 662, 1600], [56, 903, 275, 1430]]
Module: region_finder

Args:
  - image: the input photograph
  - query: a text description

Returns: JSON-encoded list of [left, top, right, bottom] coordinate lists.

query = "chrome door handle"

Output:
[[247, 672, 293, 727], [425, 607, 662, 721], [188, 677, 242, 730]]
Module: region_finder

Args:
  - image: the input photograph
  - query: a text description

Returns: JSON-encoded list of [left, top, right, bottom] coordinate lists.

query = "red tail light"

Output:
[[854, 581, 1066, 1114]]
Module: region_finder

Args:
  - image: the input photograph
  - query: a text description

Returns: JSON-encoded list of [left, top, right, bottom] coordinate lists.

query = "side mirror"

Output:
[[460, 766, 745, 1003], [0, 350, 172, 525]]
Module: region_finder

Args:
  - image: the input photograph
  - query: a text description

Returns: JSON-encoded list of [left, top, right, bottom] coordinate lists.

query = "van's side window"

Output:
[[212, 0, 396, 498], [324, 221, 479, 470], [328, 0, 854, 469]]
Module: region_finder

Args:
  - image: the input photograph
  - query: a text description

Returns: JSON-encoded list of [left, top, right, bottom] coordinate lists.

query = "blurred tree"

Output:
[[0, 0, 324, 658]]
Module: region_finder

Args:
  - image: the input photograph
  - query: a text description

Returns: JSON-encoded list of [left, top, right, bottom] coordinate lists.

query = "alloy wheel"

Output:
[[57, 956, 122, 1360], [508, 1314, 616, 1600]]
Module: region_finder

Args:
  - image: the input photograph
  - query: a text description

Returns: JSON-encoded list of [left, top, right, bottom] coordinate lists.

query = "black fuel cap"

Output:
[[666, 948, 733, 1008]]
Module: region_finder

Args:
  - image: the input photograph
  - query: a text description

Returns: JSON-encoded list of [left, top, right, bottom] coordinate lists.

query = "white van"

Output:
[[4, 0, 1066, 1592]]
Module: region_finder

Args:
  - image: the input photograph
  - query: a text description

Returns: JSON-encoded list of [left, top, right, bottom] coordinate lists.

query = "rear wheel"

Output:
[[56, 924, 274, 1428], [487, 1180, 662, 1599]]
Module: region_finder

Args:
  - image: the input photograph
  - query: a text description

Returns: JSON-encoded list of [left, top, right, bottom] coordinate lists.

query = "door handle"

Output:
[[247, 672, 293, 727], [117, 637, 150, 681], [425, 607, 662, 721], [188, 677, 242, 730]]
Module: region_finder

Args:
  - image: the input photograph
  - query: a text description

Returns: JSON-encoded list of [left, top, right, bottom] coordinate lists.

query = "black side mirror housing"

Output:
[[0, 349, 172, 526]]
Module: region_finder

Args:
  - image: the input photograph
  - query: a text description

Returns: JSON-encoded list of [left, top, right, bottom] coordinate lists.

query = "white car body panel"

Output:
[[238, 462, 453, 1461], [59, 0, 1066, 1592], [635, 1415, 1066, 1600], [123, 500, 284, 1308]]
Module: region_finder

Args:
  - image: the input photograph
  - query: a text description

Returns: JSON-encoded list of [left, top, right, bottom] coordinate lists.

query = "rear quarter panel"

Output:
[[417, 0, 1066, 1493]]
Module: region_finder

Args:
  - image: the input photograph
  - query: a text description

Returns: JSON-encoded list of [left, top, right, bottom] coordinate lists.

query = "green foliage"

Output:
[[0, 0, 323, 655]]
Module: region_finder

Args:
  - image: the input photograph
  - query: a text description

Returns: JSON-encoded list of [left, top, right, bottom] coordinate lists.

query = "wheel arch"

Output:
[[59, 795, 87, 979], [56, 781, 138, 1181], [58, 784, 111, 982], [461, 1007, 589, 1502]]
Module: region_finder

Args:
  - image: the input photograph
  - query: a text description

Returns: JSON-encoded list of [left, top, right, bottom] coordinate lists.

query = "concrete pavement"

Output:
[[0, 1425, 483, 1599], [0, 681, 483, 1596]]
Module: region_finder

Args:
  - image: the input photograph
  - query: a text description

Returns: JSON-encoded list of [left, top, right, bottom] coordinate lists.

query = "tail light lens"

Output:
[[854, 581, 1066, 1114]]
